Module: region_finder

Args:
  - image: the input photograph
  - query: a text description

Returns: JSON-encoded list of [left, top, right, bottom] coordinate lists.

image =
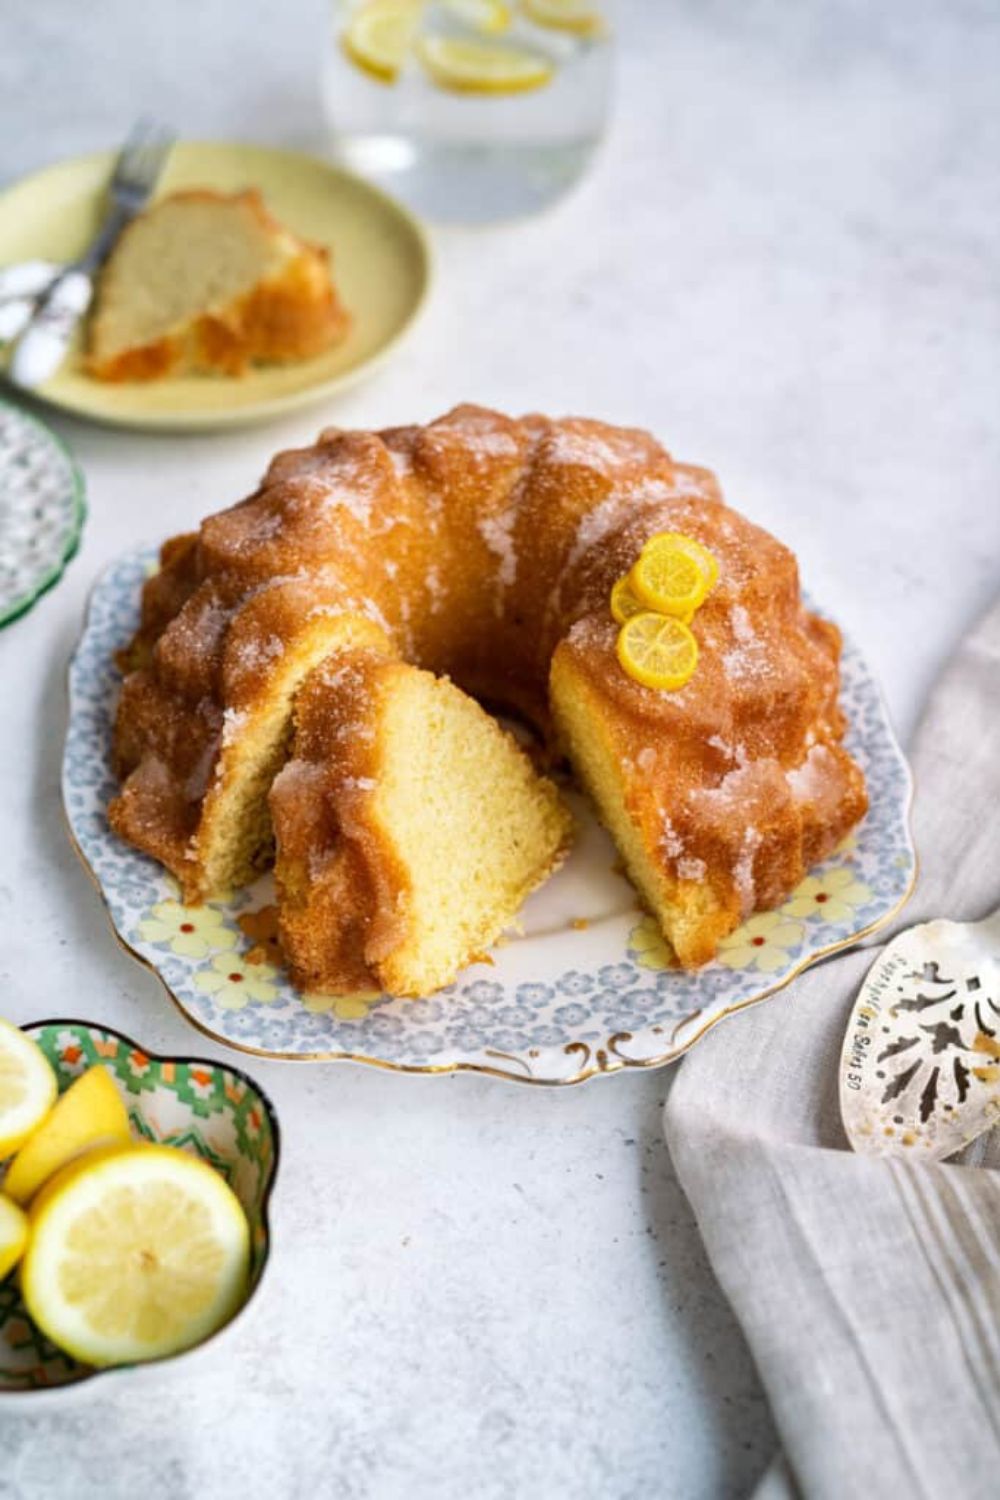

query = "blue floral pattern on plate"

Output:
[[63, 549, 916, 1086]]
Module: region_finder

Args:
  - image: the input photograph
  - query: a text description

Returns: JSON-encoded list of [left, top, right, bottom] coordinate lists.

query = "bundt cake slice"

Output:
[[110, 570, 391, 902], [88, 189, 350, 381], [269, 649, 573, 998]]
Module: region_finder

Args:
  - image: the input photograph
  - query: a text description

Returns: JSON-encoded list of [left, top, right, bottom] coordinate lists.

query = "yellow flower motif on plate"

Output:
[[629, 916, 674, 972], [782, 866, 873, 923], [302, 991, 382, 1021], [194, 953, 279, 1010], [716, 912, 805, 973], [138, 900, 236, 959]]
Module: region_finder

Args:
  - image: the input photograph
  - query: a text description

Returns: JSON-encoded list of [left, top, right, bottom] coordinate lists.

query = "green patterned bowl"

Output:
[[0, 1020, 279, 1398]]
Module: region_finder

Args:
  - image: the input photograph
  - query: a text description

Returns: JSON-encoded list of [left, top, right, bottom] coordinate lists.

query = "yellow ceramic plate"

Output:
[[0, 142, 431, 431]]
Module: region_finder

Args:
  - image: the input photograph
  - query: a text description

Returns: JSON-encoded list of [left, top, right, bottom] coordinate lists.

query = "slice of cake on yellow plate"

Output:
[[269, 647, 574, 999], [87, 189, 350, 381]]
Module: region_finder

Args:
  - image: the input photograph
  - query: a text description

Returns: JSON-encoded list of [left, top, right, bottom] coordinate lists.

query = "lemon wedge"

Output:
[[0, 1019, 57, 1160], [522, 0, 603, 36], [631, 532, 718, 618], [0, 1195, 29, 1281], [3, 1065, 130, 1206], [617, 612, 699, 692], [342, 0, 423, 83], [418, 35, 554, 92], [22, 1142, 250, 1367], [609, 572, 645, 625], [444, 0, 511, 33]]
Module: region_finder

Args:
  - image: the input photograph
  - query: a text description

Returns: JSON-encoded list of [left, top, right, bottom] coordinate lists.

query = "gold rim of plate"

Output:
[[0, 142, 432, 432]]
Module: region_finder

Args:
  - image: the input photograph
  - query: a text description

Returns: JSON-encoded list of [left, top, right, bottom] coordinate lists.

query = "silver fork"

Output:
[[8, 119, 175, 389]]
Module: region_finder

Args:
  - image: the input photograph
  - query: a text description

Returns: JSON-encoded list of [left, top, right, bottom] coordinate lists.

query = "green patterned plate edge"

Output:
[[0, 397, 87, 628]]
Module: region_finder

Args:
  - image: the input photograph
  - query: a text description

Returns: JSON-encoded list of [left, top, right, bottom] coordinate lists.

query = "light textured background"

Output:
[[1, 1, 998, 1496]]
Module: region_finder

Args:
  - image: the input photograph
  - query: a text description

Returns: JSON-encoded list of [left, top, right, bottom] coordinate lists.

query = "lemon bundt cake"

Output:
[[109, 405, 867, 980], [88, 189, 350, 381], [270, 648, 573, 997]]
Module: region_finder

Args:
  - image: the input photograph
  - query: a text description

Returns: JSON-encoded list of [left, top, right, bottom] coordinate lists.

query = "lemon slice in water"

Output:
[[444, 0, 512, 33], [342, 1, 423, 83], [522, 0, 603, 36], [418, 35, 554, 92], [22, 1143, 251, 1367]]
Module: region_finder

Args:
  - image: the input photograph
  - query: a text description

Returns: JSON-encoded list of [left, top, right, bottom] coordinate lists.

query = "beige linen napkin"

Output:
[[663, 596, 1000, 1500]]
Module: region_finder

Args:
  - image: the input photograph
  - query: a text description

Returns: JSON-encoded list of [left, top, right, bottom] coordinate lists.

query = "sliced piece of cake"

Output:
[[88, 189, 350, 381], [270, 649, 574, 998]]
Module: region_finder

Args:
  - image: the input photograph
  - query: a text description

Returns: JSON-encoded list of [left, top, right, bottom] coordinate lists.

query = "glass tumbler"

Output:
[[322, 1, 615, 223]]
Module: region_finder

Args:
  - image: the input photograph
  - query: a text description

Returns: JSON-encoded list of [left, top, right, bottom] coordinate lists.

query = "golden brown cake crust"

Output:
[[109, 405, 868, 966], [269, 650, 411, 995]]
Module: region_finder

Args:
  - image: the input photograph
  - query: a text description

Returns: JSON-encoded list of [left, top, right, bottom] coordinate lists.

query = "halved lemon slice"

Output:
[[0, 1019, 57, 1160], [22, 1143, 250, 1367], [522, 0, 603, 35], [3, 1065, 130, 1206], [617, 612, 699, 691], [418, 35, 554, 92], [0, 1195, 29, 1281], [609, 573, 645, 625], [444, 0, 511, 33], [342, 1, 423, 83], [631, 532, 719, 617]]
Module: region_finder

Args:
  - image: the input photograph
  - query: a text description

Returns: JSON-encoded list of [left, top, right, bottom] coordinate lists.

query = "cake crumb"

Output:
[[237, 905, 283, 966]]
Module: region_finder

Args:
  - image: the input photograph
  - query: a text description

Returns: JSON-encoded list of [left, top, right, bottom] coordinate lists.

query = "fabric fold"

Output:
[[663, 595, 1000, 1499]]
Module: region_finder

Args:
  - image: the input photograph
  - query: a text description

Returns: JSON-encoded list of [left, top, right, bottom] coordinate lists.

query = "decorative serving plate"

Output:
[[0, 398, 85, 627], [64, 549, 916, 1086], [0, 1020, 279, 1397]]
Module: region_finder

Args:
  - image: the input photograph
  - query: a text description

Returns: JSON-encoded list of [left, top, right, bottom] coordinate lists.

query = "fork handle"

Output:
[[8, 270, 93, 389], [0, 259, 60, 302]]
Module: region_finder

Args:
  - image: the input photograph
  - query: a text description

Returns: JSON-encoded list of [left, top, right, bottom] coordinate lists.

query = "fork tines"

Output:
[[111, 117, 175, 201]]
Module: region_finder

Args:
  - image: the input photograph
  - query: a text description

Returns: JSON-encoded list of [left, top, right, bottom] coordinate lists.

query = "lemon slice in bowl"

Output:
[[0, 1194, 29, 1281], [3, 1064, 130, 1206], [22, 1143, 251, 1367], [617, 612, 699, 691], [418, 35, 554, 92], [342, 0, 424, 83], [522, 0, 604, 36], [0, 1018, 57, 1160]]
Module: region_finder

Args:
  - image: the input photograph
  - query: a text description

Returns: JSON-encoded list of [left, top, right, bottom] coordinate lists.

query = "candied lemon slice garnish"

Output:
[[22, 1143, 250, 1367], [647, 531, 719, 590], [418, 35, 554, 92], [342, 1, 423, 83], [0, 1194, 28, 1281], [617, 612, 699, 691], [631, 532, 718, 617], [0, 1018, 57, 1161], [610, 573, 645, 625], [444, 0, 512, 34], [521, 0, 603, 35]]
